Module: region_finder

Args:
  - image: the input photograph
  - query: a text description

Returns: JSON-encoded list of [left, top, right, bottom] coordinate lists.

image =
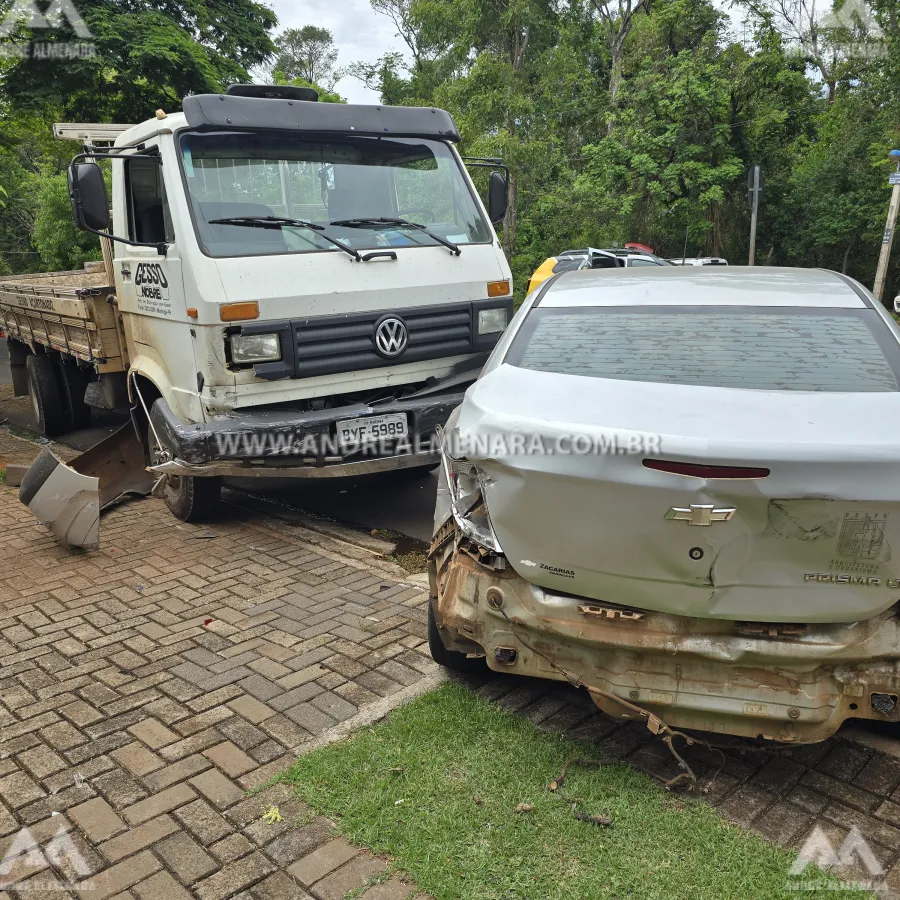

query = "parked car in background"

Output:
[[429, 265, 900, 745], [669, 257, 729, 266], [526, 247, 671, 295]]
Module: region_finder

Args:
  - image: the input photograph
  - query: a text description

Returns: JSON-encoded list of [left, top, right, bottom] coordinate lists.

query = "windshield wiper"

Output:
[[331, 218, 462, 256], [208, 216, 362, 261]]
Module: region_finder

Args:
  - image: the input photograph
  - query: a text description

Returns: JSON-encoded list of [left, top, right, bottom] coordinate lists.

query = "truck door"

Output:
[[113, 144, 199, 421]]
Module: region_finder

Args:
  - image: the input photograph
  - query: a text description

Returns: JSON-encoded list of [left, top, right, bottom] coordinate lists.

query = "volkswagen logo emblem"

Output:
[[374, 316, 409, 359]]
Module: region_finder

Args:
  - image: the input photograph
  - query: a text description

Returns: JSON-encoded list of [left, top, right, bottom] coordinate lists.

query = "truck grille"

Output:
[[293, 302, 474, 378]]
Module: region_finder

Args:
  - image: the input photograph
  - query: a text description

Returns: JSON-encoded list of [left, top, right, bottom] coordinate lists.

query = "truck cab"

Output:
[[64, 86, 513, 521]]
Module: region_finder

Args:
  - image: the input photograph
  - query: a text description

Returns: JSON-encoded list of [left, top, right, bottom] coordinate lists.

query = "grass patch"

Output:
[[283, 683, 863, 899], [372, 528, 429, 574], [388, 549, 428, 574]]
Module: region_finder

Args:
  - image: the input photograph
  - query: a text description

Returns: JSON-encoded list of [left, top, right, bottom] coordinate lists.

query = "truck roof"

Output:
[[114, 95, 463, 147], [115, 113, 185, 148]]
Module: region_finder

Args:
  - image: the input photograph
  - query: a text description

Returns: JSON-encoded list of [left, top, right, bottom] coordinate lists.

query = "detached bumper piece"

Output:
[[19, 424, 154, 550]]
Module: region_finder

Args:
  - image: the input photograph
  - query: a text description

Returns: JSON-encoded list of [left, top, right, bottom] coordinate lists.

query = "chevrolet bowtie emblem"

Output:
[[665, 504, 736, 526]]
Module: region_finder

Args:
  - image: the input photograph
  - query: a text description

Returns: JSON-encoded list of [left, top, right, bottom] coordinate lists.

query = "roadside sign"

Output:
[[889, 172, 900, 185]]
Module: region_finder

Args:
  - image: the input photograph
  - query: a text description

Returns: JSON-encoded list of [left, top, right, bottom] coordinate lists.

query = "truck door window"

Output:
[[125, 156, 173, 246]]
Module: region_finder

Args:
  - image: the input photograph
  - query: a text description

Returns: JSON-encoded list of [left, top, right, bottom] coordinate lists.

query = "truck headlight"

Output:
[[230, 333, 281, 364], [478, 308, 508, 335]]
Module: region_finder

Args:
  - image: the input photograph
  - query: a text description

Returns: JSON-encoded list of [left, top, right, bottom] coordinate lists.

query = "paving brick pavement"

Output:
[[4, 425, 900, 896], [0, 473, 433, 899], [0, 428, 76, 469]]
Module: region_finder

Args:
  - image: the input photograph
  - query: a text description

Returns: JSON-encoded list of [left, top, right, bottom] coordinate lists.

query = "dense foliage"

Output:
[[357, 0, 900, 297], [1, 0, 899, 300]]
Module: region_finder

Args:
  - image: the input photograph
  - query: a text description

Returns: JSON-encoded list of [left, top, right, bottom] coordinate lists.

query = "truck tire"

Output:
[[427, 601, 487, 673], [57, 358, 92, 430], [26, 355, 67, 438], [162, 475, 222, 523]]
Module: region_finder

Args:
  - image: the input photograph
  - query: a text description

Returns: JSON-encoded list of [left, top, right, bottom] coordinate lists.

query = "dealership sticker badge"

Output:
[[837, 511, 887, 562]]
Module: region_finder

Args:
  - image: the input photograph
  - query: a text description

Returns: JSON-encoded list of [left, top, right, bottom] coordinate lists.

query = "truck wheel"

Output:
[[427, 601, 486, 673], [57, 359, 92, 430], [162, 475, 222, 523], [26, 355, 67, 438]]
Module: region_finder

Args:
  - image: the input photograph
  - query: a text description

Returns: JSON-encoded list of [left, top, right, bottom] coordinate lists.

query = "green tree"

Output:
[[404, 0, 563, 257], [272, 70, 346, 104], [575, 0, 745, 255], [272, 26, 342, 90], [31, 169, 102, 271], [0, 0, 277, 121], [589, 0, 652, 129]]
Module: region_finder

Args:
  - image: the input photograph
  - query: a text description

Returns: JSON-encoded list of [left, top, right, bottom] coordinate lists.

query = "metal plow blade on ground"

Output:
[[18, 424, 155, 550]]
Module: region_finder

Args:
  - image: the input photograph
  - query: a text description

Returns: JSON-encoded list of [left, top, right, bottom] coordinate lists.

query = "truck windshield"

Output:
[[179, 131, 493, 258]]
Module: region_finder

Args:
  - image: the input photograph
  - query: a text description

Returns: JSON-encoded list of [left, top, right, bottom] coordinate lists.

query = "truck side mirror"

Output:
[[68, 163, 110, 232], [488, 170, 508, 226]]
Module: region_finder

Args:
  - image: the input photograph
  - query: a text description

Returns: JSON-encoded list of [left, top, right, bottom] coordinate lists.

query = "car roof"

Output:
[[539, 266, 869, 309], [556, 247, 659, 260]]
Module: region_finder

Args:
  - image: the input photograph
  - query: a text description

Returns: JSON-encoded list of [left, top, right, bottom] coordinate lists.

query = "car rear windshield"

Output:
[[505, 306, 900, 392]]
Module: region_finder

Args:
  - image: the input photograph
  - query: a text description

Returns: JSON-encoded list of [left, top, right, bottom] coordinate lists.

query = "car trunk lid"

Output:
[[460, 366, 900, 623]]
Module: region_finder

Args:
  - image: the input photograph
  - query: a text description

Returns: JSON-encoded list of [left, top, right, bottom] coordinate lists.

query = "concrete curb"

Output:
[[289, 671, 449, 759]]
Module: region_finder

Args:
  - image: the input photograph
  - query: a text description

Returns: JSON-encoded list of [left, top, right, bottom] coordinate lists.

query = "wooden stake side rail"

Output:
[[0, 272, 125, 374]]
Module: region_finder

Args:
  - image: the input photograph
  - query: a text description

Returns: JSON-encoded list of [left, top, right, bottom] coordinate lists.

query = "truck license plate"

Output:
[[336, 414, 409, 447]]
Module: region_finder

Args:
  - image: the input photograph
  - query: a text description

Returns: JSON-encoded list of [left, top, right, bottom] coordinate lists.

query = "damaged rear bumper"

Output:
[[431, 545, 900, 743]]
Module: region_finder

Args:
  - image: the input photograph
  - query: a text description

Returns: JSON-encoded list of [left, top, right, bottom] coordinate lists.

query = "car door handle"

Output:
[[120, 265, 131, 282]]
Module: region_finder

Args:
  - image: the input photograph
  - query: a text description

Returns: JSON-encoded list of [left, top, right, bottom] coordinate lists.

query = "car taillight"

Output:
[[643, 459, 770, 479]]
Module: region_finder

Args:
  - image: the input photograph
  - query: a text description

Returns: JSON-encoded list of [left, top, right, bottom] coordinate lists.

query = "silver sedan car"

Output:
[[429, 267, 900, 745]]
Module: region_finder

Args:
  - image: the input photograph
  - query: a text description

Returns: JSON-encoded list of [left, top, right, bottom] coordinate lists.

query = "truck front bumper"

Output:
[[432, 546, 900, 744], [148, 392, 462, 478]]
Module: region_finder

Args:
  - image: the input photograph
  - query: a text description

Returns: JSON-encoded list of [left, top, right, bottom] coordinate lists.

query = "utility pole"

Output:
[[872, 149, 900, 303], [748, 166, 762, 266]]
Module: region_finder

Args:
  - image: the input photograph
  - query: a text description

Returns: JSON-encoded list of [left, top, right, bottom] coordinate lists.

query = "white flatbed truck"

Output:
[[6, 85, 513, 547]]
